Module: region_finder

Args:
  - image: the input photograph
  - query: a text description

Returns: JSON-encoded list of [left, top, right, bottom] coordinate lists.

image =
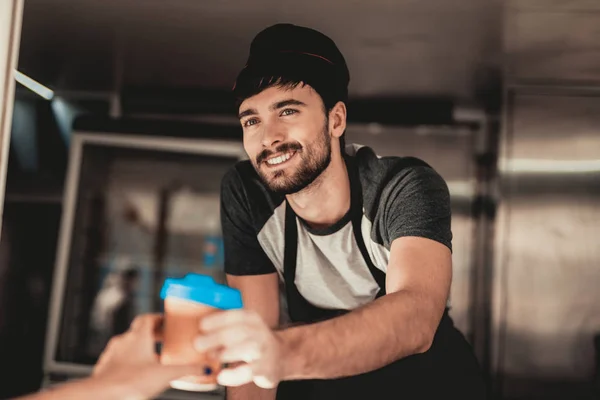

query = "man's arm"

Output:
[[279, 236, 451, 380], [226, 273, 280, 400], [199, 163, 453, 386]]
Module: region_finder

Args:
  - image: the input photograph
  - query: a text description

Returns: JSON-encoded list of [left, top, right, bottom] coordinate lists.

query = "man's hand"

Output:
[[194, 310, 284, 389], [93, 313, 207, 399]]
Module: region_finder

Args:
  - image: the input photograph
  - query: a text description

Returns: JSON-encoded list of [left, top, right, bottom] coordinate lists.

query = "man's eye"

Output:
[[281, 109, 297, 116], [243, 118, 259, 127]]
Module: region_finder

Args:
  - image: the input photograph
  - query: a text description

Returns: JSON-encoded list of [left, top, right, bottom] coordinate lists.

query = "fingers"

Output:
[[137, 363, 221, 398], [126, 313, 165, 344], [200, 310, 261, 331], [160, 363, 214, 381], [253, 375, 276, 389], [195, 310, 264, 354], [129, 313, 163, 334], [93, 334, 123, 375], [216, 364, 276, 389], [194, 326, 250, 352], [216, 364, 253, 387], [93, 350, 109, 375], [219, 340, 261, 363]]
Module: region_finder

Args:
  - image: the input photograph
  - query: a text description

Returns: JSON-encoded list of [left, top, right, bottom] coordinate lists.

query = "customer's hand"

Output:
[[93, 313, 206, 399], [194, 309, 284, 389]]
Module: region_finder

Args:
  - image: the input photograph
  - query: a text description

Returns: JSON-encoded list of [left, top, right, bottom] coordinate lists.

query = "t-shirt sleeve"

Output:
[[382, 165, 453, 251], [220, 168, 277, 275]]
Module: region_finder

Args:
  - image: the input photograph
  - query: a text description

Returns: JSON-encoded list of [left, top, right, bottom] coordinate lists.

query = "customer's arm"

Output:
[[16, 314, 205, 400], [15, 375, 143, 400]]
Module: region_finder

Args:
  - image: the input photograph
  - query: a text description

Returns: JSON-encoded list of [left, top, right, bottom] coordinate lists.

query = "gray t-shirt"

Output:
[[220, 144, 452, 311]]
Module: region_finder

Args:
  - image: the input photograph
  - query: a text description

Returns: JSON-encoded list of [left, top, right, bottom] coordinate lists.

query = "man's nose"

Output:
[[261, 124, 286, 148]]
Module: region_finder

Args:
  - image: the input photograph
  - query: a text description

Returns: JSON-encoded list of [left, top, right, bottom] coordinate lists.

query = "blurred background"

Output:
[[0, 0, 599, 399]]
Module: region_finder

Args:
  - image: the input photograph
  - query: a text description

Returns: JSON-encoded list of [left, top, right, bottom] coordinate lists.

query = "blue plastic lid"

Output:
[[160, 273, 243, 310]]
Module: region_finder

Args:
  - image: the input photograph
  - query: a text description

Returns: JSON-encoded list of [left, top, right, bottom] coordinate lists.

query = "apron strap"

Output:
[[284, 201, 339, 322], [282, 155, 388, 322], [350, 209, 386, 297], [283, 200, 298, 286], [347, 156, 387, 297]]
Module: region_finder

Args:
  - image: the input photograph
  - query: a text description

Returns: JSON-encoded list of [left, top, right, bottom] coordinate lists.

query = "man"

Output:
[[195, 24, 486, 399], [17, 314, 206, 400]]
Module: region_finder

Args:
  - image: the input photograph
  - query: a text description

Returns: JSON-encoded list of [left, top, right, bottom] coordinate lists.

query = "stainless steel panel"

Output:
[[508, 0, 600, 12], [506, 10, 600, 82], [493, 91, 600, 398]]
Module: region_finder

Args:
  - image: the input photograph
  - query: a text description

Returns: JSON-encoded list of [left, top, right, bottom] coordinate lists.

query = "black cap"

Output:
[[233, 24, 350, 107]]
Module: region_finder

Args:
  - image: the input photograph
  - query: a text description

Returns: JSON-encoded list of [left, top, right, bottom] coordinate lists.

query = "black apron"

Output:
[[275, 158, 487, 400]]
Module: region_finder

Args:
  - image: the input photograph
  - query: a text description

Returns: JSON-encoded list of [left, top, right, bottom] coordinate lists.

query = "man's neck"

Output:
[[286, 153, 350, 230]]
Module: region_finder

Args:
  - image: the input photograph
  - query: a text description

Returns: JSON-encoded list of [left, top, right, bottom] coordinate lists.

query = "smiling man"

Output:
[[199, 24, 487, 399]]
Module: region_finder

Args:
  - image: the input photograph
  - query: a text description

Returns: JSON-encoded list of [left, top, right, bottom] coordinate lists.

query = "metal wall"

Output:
[[493, 89, 600, 399]]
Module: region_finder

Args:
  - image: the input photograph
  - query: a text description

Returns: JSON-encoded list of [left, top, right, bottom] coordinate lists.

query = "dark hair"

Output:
[[234, 75, 346, 151]]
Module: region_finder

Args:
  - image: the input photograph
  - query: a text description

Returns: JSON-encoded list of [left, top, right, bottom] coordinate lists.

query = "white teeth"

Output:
[[266, 152, 293, 165]]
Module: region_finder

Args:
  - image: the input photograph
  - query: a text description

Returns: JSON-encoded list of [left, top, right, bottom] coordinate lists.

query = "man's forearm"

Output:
[[277, 290, 442, 380], [227, 384, 276, 400]]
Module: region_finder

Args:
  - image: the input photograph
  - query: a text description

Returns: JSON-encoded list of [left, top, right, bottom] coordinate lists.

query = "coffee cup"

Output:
[[159, 273, 243, 391]]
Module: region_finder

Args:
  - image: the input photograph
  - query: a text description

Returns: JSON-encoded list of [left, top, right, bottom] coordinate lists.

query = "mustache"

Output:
[[256, 142, 303, 165]]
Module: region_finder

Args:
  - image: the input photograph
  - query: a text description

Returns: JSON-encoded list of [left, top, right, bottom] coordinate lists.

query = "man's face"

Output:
[[238, 84, 332, 195]]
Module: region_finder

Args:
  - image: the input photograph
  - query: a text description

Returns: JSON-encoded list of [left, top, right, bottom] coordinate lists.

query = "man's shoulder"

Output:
[[348, 144, 440, 186], [348, 144, 450, 221]]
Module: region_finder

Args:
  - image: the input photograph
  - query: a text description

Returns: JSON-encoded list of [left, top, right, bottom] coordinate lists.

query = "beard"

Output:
[[254, 125, 332, 195]]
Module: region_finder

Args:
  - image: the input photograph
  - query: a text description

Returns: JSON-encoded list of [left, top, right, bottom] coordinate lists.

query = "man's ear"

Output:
[[329, 101, 347, 139]]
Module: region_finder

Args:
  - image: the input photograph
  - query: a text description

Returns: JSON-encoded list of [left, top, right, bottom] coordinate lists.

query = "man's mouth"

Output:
[[264, 151, 296, 167]]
